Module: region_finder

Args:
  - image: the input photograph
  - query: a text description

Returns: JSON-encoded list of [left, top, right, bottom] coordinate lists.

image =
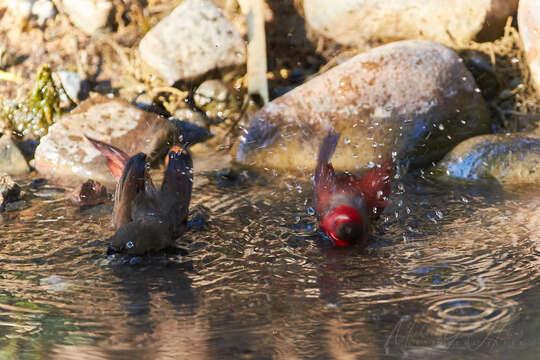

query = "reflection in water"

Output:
[[0, 172, 539, 359]]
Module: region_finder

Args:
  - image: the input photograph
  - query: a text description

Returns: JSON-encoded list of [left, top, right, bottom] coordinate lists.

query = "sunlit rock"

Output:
[[304, 0, 519, 48], [436, 133, 540, 185], [55, 70, 84, 102], [62, 0, 112, 35], [139, 0, 246, 84], [0, 134, 30, 175], [32, 0, 56, 25], [237, 40, 490, 171], [34, 95, 177, 186], [519, 0, 540, 97]]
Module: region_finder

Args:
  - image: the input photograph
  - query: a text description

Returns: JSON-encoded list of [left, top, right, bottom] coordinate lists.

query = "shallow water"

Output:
[[1, 168, 540, 360]]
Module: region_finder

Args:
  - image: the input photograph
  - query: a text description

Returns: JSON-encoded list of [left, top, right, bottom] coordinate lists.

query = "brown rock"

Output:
[[237, 40, 491, 171], [70, 179, 108, 207], [34, 95, 178, 186]]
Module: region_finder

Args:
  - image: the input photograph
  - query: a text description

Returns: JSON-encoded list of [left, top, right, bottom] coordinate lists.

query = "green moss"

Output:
[[1, 65, 61, 139]]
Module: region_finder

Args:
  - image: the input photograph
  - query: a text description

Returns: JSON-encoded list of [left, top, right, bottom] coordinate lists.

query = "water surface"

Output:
[[1, 167, 540, 359]]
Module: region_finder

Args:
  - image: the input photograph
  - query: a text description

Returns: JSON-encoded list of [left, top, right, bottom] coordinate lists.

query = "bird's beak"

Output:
[[335, 221, 366, 246]]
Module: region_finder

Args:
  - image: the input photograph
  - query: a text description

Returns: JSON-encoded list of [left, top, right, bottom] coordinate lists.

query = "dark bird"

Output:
[[86, 137, 193, 255], [314, 131, 392, 247]]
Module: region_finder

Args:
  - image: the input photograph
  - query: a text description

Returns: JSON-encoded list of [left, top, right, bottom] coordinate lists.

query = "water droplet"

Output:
[[307, 207, 315, 216], [344, 137, 351, 144], [368, 161, 375, 168], [438, 124, 445, 131], [126, 241, 134, 249]]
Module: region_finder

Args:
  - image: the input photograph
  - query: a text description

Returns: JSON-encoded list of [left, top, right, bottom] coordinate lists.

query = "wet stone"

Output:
[[237, 40, 491, 171], [194, 80, 239, 121], [0, 134, 30, 175], [519, 0, 540, 97], [459, 50, 500, 101], [436, 133, 540, 185], [70, 179, 108, 207], [62, 0, 112, 35], [173, 108, 208, 128], [0, 175, 22, 211], [138, 0, 246, 84], [170, 119, 212, 145], [17, 139, 39, 162], [34, 94, 178, 186], [304, 0, 519, 48]]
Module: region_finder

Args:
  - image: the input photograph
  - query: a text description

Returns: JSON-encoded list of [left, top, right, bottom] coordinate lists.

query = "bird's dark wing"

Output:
[[161, 146, 193, 238], [113, 153, 147, 229]]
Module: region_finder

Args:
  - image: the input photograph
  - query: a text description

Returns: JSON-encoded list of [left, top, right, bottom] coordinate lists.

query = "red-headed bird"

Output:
[[314, 132, 392, 247], [86, 137, 193, 255]]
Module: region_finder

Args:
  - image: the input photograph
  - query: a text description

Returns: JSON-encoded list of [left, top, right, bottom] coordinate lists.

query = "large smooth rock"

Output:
[[0, 134, 30, 175], [139, 0, 246, 84], [519, 0, 540, 97], [236, 40, 491, 171], [62, 0, 112, 35], [436, 133, 540, 185], [34, 95, 177, 186], [304, 0, 518, 47]]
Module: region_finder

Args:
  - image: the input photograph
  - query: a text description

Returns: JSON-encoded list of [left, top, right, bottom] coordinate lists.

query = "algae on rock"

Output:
[[1, 65, 61, 139]]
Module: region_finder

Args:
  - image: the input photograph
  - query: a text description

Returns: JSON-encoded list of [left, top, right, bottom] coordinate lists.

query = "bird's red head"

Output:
[[320, 205, 365, 247]]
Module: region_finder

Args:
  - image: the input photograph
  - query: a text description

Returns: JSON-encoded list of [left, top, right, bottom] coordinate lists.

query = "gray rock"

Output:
[[237, 40, 491, 171], [32, 0, 56, 25], [0, 175, 22, 211], [304, 0, 518, 48], [62, 0, 112, 35], [139, 0, 246, 84], [55, 71, 82, 102], [0, 134, 30, 175], [194, 80, 239, 121], [436, 133, 540, 185], [34, 95, 178, 186], [519, 0, 540, 97]]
